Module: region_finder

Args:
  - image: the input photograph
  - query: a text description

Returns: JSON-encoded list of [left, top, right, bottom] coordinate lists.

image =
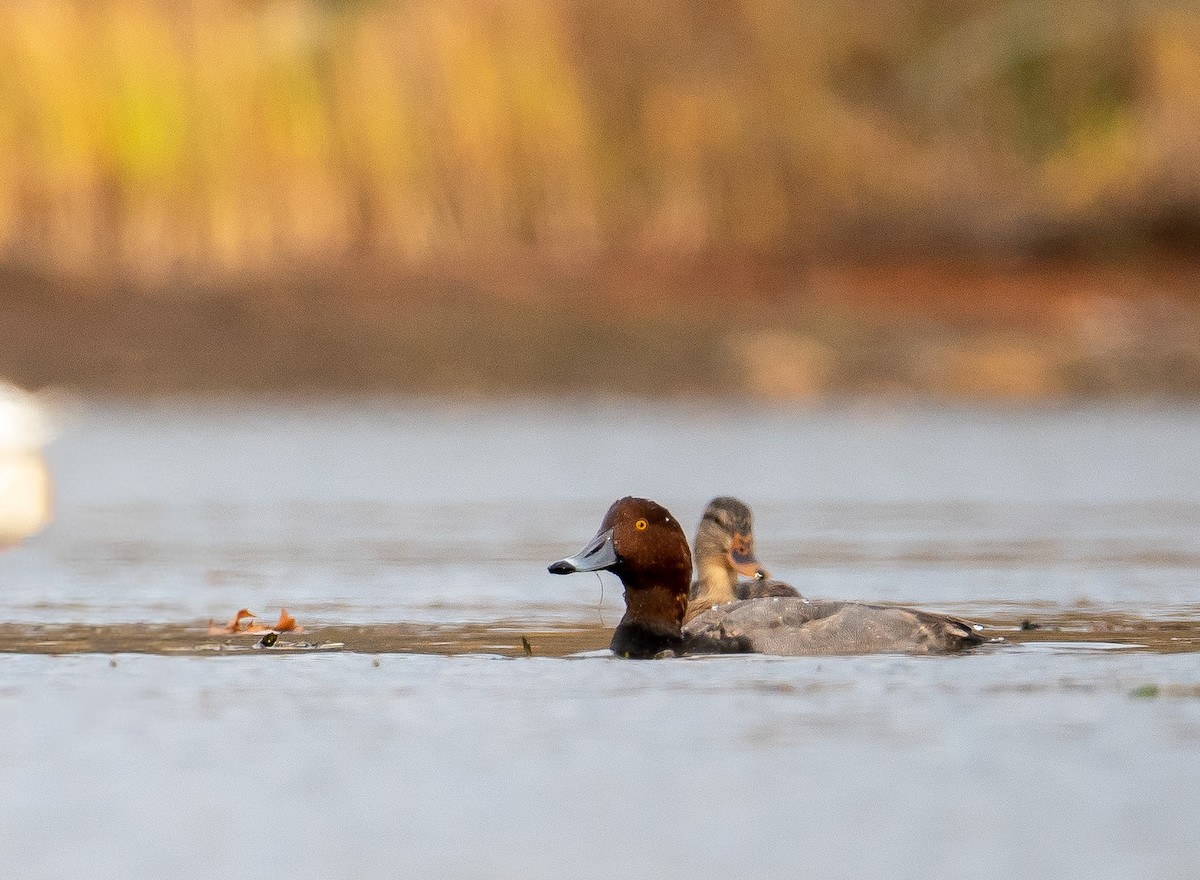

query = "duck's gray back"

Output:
[[683, 598, 982, 656], [734, 578, 802, 600]]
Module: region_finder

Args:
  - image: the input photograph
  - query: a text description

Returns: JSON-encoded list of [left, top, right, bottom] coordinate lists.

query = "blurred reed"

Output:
[[0, 0, 1198, 282]]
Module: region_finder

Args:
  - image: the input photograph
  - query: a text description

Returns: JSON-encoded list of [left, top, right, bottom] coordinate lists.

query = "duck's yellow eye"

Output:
[[635, 519, 648, 531]]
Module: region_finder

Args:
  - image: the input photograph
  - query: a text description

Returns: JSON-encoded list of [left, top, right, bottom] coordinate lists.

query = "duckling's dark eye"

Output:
[[635, 519, 648, 531]]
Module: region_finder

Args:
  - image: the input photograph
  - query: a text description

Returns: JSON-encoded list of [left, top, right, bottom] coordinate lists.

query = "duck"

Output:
[[688, 496, 801, 622], [549, 497, 693, 658], [549, 496, 985, 658]]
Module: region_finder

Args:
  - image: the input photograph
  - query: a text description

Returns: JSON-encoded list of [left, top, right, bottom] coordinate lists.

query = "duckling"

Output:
[[689, 496, 801, 622], [550, 496, 985, 658]]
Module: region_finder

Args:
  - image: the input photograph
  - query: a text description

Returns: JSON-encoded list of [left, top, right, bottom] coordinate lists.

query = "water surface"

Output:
[[2, 399, 1199, 879]]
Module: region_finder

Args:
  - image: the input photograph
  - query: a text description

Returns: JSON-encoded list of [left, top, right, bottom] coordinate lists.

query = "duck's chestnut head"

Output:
[[549, 496, 691, 587]]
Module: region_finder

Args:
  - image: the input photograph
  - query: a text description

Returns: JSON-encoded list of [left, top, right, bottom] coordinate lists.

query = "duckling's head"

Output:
[[695, 496, 770, 581], [549, 496, 692, 658]]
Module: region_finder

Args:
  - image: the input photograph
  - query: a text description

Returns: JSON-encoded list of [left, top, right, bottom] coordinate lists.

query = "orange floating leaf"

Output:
[[208, 608, 257, 635], [274, 608, 302, 633], [242, 607, 303, 634]]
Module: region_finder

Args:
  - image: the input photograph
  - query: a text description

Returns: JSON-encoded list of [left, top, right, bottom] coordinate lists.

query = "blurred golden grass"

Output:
[[1, 0, 1199, 282]]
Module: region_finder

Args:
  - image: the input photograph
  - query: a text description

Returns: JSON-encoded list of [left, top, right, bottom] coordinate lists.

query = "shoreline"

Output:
[[2, 611, 1199, 656], [3, 256, 1199, 399]]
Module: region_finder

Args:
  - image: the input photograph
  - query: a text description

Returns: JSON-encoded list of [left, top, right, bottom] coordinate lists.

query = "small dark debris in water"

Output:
[[521, 636, 533, 657], [1131, 684, 1160, 698], [372, 657, 381, 668], [108, 658, 117, 668], [255, 632, 279, 649], [1020, 620, 1041, 631]]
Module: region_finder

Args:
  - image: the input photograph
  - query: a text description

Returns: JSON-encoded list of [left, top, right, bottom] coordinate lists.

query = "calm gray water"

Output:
[[2, 399, 1200, 878]]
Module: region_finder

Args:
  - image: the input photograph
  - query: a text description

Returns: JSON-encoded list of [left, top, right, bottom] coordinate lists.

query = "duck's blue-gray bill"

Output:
[[548, 527, 618, 574]]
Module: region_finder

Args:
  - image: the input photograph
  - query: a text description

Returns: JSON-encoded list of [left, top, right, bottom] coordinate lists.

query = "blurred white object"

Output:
[[0, 381, 53, 545]]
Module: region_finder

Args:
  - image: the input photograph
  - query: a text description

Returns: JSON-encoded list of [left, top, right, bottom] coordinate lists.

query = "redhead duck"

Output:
[[689, 496, 801, 622], [549, 497, 692, 658], [550, 496, 984, 658]]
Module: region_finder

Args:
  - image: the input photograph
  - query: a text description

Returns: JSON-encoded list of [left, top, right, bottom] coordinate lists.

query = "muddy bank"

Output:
[[4, 610, 1200, 656], [0, 621, 613, 657], [3, 257, 1200, 398]]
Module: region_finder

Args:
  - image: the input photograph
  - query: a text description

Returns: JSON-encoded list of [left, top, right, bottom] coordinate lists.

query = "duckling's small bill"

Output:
[[729, 542, 768, 579], [549, 527, 618, 574]]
